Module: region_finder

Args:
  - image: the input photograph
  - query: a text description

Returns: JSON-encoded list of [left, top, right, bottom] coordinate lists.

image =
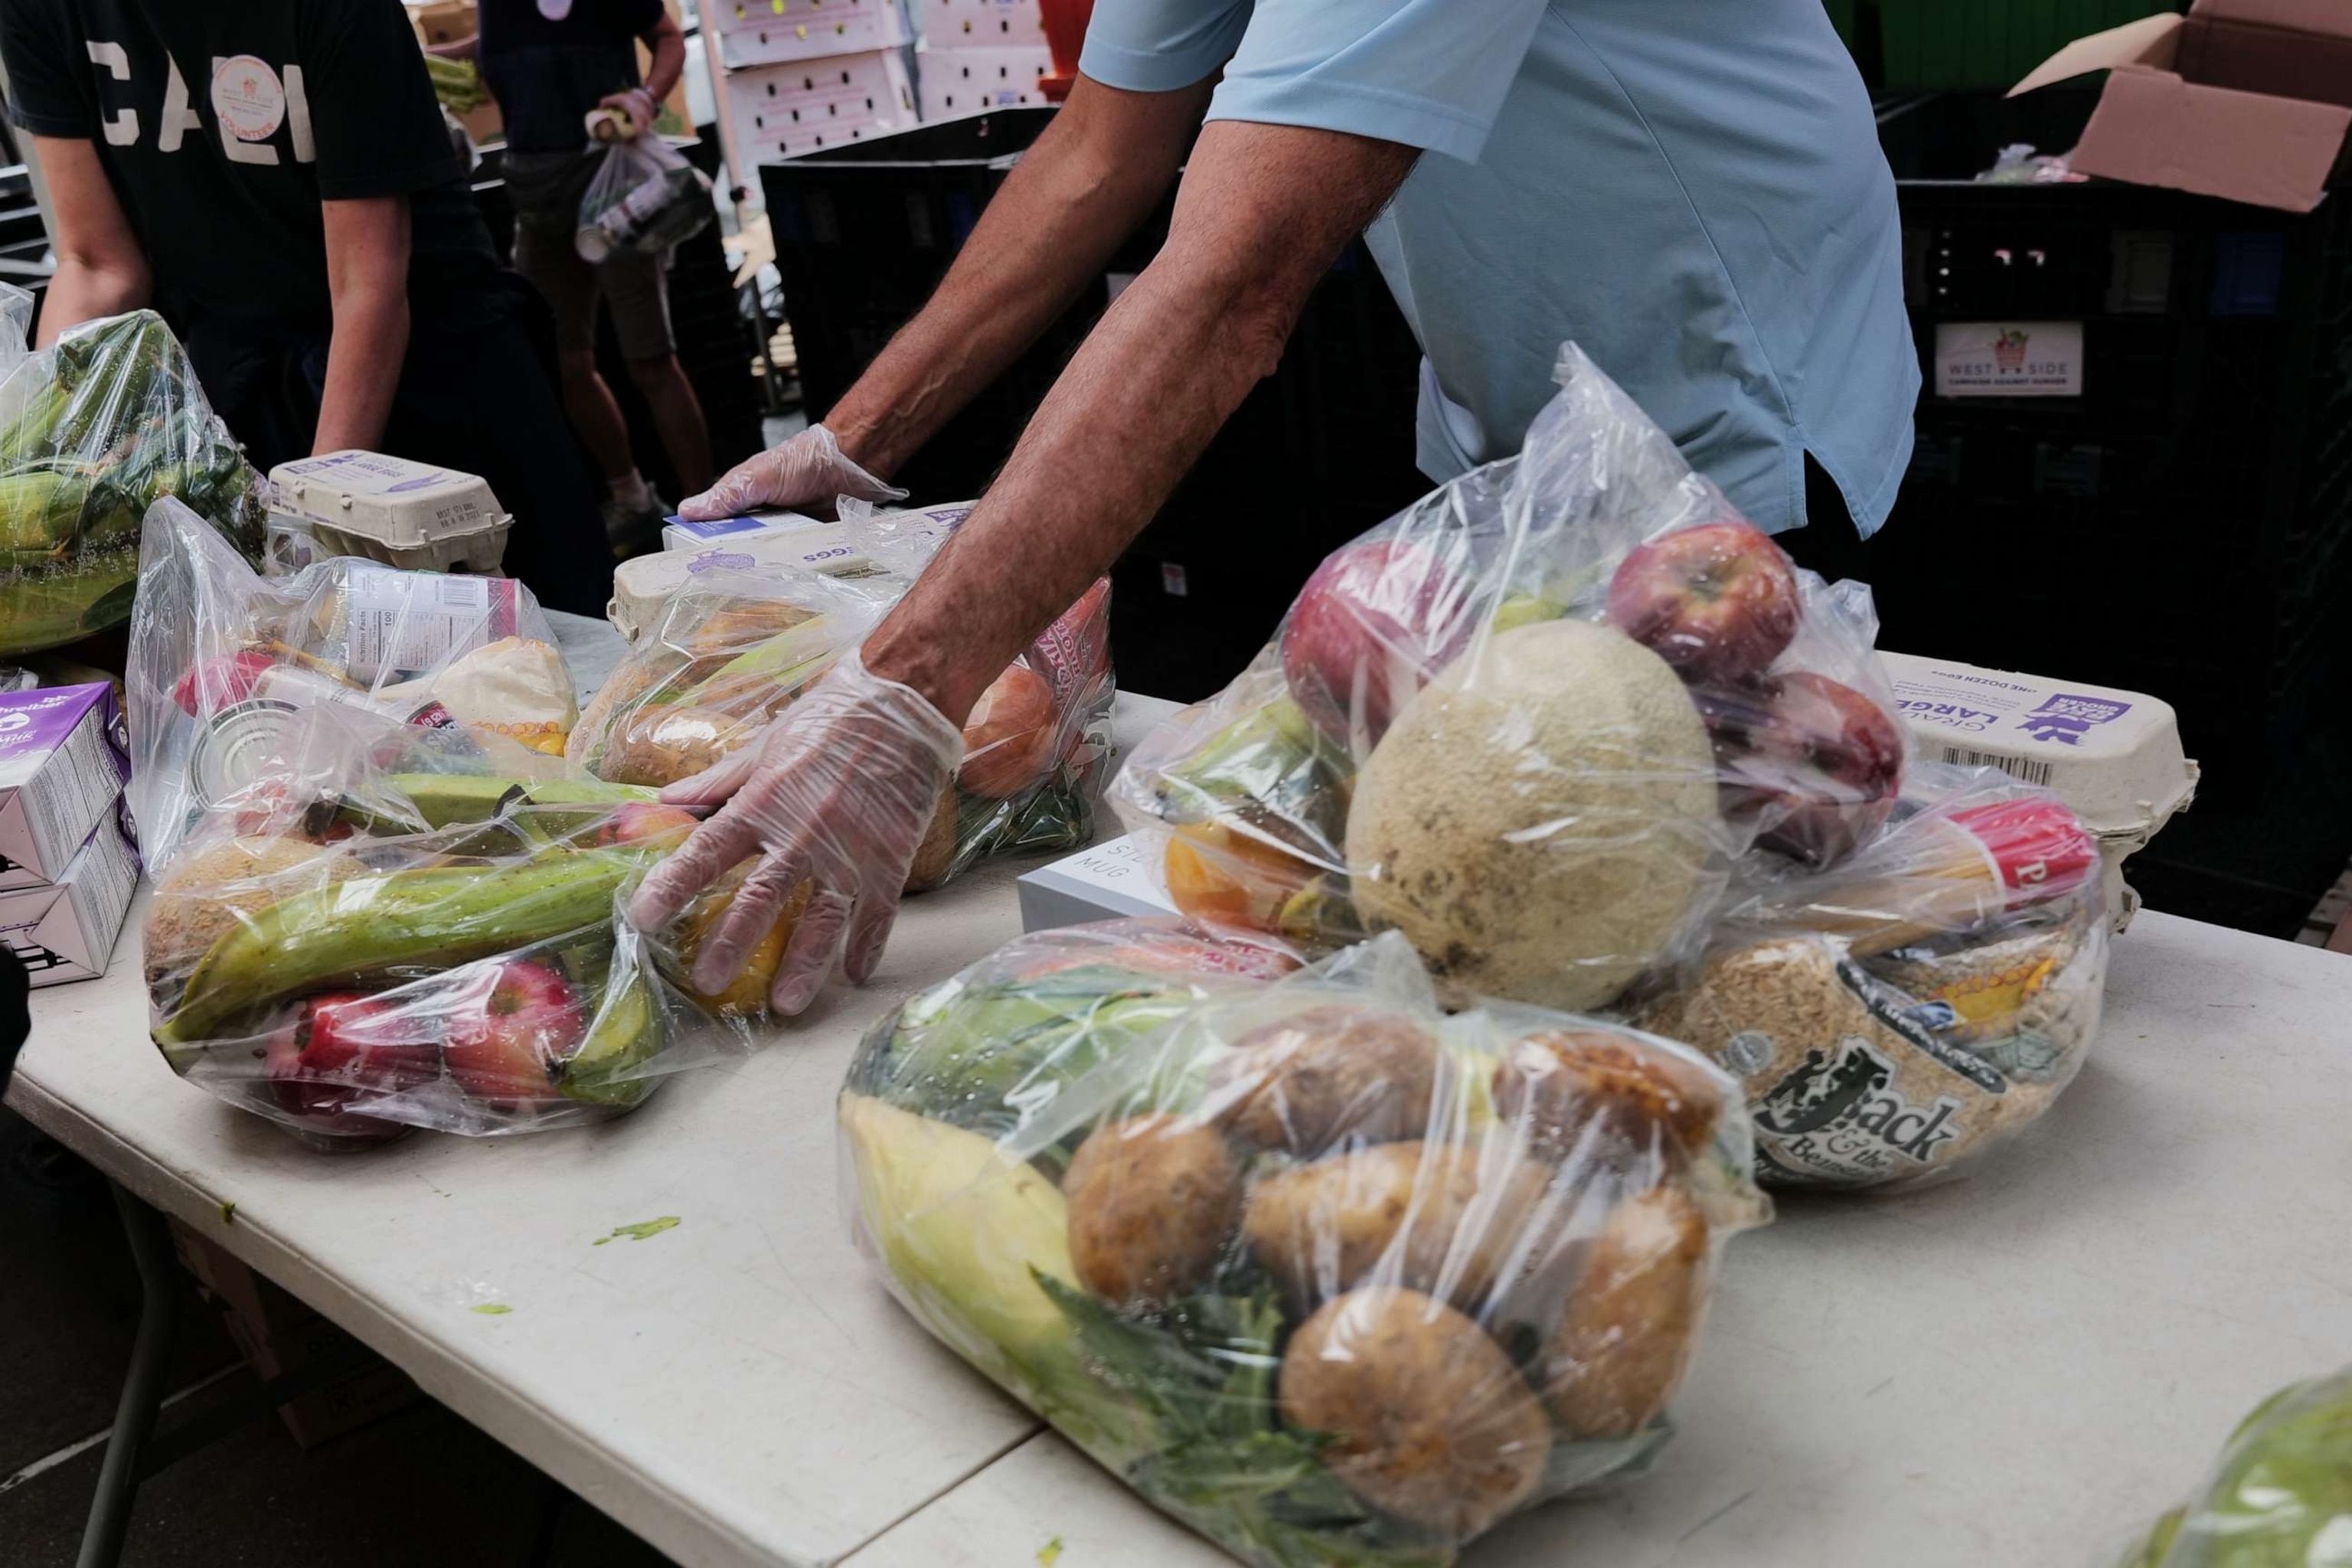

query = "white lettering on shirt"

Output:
[[83, 40, 136, 145], [156, 58, 204, 152], [284, 64, 315, 164]]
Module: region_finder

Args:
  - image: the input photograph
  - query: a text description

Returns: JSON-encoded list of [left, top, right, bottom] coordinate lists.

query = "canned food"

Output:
[[189, 700, 302, 809]]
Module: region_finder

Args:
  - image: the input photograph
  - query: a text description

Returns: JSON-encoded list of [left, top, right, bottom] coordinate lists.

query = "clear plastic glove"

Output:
[[596, 87, 658, 139], [627, 648, 962, 1015], [678, 424, 904, 521]]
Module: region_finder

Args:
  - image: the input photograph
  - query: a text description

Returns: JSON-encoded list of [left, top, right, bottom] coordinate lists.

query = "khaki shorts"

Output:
[[505, 149, 676, 362]]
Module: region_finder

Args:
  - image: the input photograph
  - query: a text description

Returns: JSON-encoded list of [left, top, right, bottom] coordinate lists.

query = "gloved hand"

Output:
[[678, 425, 903, 521], [627, 648, 962, 1015], [597, 87, 658, 139]]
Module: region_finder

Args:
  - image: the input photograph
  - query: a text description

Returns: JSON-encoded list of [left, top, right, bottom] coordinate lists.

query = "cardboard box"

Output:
[[170, 1216, 420, 1447], [0, 683, 129, 891], [724, 50, 916, 162], [660, 507, 827, 553], [168, 1218, 319, 1338], [1883, 652, 2199, 929], [0, 815, 137, 986], [710, 0, 910, 69], [1017, 835, 1178, 933], [914, 0, 1047, 50], [916, 43, 1052, 118], [219, 1307, 420, 1450], [610, 524, 874, 639], [2011, 0, 2352, 211]]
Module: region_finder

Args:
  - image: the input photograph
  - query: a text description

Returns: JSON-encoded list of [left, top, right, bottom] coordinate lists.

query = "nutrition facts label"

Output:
[[345, 567, 521, 684]]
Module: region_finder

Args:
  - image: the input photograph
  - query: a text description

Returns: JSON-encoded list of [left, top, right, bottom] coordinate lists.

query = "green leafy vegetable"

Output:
[[1039, 1274, 1452, 1568]]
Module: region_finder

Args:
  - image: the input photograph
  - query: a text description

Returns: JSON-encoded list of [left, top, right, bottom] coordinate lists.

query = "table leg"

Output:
[[75, 1182, 179, 1568]]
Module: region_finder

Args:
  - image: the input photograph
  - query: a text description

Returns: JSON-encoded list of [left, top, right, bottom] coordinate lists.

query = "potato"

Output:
[[1210, 1004, 1439, 1154], [1494, 1029, 1721, 1169], [1279, 1287, 1550, 1537], [1243, 1140, 1555, 1312], [600, 704, 746, 787], [1063, 1116, 1243, 1305], [902, 786, 960, 894], [1536, 1186, 1709, 1438]]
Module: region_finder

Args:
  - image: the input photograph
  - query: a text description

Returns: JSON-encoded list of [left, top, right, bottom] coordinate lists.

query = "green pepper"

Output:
[[157, 849, 648, 1049]]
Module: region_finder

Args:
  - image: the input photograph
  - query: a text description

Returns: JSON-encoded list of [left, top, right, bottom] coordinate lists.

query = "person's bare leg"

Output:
[[626, 354, 713, 496], [559, 348, 639, 485]]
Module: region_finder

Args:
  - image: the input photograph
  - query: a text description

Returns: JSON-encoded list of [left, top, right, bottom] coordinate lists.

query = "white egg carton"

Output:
[[1881, 651, 2199, 930], [267, 450, 513, 575]]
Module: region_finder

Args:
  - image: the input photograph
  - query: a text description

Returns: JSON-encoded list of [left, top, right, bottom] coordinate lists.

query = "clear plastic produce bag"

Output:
[[128, 499, 580, 877], [1112, 344, 1906, 1013], [147, 802, 704, 1147], [0, 308, 263, 658], [2115, 1366, 2352, 1567], [1634, 766, 2109, 1190], [840, 918, 1769, 1568], [571, 556, 1115, 921], [576, 134, 713, 263]]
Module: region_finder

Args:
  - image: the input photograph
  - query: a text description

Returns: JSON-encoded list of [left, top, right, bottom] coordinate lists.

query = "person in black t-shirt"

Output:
[[466, 0, 711, 553], [0, 0, 611, 614]]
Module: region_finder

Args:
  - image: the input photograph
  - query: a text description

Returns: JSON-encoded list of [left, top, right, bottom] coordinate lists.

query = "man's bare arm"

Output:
[[313, 196, 412, 453], [638, 10, 686, 103], [821, 74, 1212, 479], [864, 116, 1419, 720], [28, 136, 151, 346]]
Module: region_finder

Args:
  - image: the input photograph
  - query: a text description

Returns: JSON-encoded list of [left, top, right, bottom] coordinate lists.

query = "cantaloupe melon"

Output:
[[1344, 619, 1719, 1010]]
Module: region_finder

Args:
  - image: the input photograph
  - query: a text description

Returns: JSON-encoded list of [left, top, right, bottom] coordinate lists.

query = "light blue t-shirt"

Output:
[[1080, 0, 1919, 537]]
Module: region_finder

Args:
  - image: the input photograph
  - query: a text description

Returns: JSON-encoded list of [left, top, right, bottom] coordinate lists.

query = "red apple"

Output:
[[266, 992, 438, 1142], [959, 662, 1059, 799], [172, 651, 276, 717], [1700, 672, 1904, 866], [1606, 521, 1802, 684], [597, 802, 699, 850], [443, 959, 588, 1106], [1280, 538, 1474, 748]]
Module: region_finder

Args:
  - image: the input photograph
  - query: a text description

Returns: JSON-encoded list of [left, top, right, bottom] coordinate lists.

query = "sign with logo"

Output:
[[1932, 321, 2083, 398]]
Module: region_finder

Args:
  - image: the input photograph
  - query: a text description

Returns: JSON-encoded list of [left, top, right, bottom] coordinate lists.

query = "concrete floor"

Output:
[[0, 1107, 673, 1568]]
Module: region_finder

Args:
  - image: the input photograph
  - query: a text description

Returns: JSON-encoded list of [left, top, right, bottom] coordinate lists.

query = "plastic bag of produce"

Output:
[[576, 132, 712, 263], [147, 800, 707, 1147], [1112, 344, 1905, 1013], [572, 558, 1116, 897], [2115, 1366, 2352, 1567], [840, 918, 1769, 1568], [127, 498, 582, 876], [1633, 766, 2108, 1190], [0, 310, 264, 658]]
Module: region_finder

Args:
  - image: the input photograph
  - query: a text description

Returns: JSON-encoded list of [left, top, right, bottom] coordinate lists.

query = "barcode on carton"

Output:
[[1938, 746, 2054, 788]]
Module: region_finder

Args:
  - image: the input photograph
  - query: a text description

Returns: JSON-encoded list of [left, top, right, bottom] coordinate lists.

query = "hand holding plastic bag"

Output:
[[629, 646, 962, 1014], [678, 424, 903, 521]]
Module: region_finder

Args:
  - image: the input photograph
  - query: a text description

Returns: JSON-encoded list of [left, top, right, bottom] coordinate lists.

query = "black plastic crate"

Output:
[[1870, 90, 2352, 791], [1864, 89, 2352, 933], [760, 109, 1429, 700]]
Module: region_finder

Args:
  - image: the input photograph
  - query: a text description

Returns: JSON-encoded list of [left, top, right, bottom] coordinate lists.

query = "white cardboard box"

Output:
[[1016, 835, 1176, 933], [661, 508, 828, 553], [0, 684, 129, 891], [0, 815, 138, 986], [916, 43, 1050, 118], [913, 0, 1047, 49], [709, 0, 908, 67], [724, 51, 916, 162]]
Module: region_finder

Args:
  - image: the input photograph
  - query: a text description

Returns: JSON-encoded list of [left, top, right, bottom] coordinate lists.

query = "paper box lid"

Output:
[[2011, 0, 2352, 212]]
